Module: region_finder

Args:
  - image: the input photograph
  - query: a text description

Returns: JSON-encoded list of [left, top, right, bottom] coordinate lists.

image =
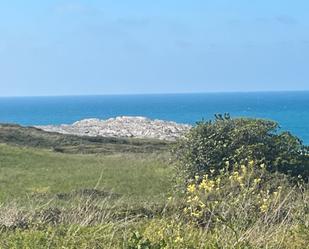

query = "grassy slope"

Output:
[[0, 131, 175, 248], [0, 123, 170, 154], [0, 144, 173, 204]]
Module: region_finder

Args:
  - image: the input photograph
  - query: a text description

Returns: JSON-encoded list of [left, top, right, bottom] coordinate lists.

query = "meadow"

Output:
[[0, 119, 308, 249], [0, 144, 172, 205]]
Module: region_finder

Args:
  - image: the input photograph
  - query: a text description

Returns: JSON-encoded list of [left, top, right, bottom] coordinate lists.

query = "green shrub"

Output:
[[130, 164, 309, 249], [183, 162, 305, 228], [173, 115, 309, 181]]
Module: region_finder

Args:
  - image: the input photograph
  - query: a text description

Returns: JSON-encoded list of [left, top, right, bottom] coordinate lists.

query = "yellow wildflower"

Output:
[[199, 179, 208, 190], [175, 236, 184, 243], [216, 178, 221, 185], [249, 160, 255, 167], [241, 165, 247, 173], [192, 195, 199, 202], [260, 203, 268, 213], [199, 201, 206, 208], [192, 211, 202, 218], [187, 184, 196, 193], [254, 178, 261, 184]]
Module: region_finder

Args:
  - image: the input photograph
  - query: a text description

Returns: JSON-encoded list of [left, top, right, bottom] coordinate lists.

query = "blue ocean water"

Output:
[[0, 92, 309, 144]]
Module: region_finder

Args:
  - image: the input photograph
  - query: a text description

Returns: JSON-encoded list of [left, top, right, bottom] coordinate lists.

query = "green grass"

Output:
[[0, 144, 173, 204], [0, 124, 308, 248], [0, 141, 176, 248], [0, 123, 170, 154]]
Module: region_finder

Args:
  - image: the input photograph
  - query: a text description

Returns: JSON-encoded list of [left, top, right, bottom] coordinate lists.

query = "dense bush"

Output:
[[173, 114, 309, 181]]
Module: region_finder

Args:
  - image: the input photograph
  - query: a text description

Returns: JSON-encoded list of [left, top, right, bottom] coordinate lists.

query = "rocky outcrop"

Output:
[[35, 116, 192, 141]]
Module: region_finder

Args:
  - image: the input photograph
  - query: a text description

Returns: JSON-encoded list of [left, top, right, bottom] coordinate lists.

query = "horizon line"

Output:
[[1, 89, 309, 98]]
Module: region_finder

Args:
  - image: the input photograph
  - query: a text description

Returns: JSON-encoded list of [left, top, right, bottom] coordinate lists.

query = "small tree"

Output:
[[173, 114, 309, 181]]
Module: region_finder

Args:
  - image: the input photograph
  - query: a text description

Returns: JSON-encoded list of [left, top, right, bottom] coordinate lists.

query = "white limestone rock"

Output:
[[35, 116, 192, 141]]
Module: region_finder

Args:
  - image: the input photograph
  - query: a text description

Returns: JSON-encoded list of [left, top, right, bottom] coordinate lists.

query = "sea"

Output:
[[0, 92, 309, 144]]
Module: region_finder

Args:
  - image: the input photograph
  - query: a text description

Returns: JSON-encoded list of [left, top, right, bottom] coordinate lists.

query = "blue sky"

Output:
[[0, 0, 309, 96]]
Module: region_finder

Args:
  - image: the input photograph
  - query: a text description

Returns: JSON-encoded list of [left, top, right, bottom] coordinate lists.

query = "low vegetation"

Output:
[[0, 116, 308, 248], [0, 144, 172, 205], [0, 123, 170, 154]]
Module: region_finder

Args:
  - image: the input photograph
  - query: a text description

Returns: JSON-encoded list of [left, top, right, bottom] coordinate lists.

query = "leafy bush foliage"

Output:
[[183, 161, 306, 228], [130, 163, 309, 249], [173, 114, 309, 181]]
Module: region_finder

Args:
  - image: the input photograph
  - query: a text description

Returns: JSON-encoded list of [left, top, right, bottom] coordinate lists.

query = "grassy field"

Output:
[[0, 127, 177, 248], [0, 144, 173, 205], [0, 124, 308, 248]]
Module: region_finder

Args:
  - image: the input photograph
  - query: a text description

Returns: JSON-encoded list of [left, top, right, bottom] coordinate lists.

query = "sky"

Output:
[[0, 0, 309, 96]]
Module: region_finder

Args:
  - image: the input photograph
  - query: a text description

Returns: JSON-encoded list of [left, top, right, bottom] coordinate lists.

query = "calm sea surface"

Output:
[[0, 92, 308, 144]]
